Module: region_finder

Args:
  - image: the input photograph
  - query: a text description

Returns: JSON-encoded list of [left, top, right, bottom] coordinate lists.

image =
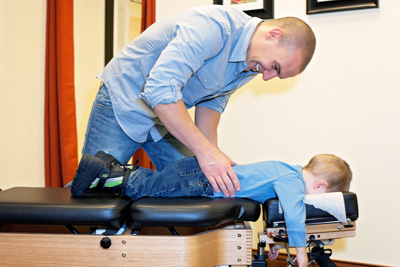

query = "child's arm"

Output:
[[273, 175, 307, 247], [268, 245, 307, 265], [272, 173, 308, 264], [268, 245, 308, 265], [296, 247, 308, 267]]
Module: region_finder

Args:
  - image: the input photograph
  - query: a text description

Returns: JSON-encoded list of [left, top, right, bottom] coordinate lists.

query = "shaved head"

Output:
[[265, 17, 316, 72]]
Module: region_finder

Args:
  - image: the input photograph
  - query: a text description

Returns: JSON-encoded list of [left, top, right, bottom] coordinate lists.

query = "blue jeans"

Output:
[[82, 84, 193, 171], [125, 157, 214, 200]]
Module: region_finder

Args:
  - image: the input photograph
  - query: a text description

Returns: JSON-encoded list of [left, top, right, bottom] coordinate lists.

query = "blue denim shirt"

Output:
[[98, 5, 261, 142], [214, 161, 307, 247]]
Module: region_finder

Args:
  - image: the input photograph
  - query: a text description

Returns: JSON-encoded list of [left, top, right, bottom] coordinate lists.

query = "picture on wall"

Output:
[[214, 0, 273, 19], [307, 0, 379, 15]]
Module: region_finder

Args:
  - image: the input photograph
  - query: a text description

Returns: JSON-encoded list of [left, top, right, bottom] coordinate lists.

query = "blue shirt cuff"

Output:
[[286, 229, 307, 247], [140, 78, 183, 108]]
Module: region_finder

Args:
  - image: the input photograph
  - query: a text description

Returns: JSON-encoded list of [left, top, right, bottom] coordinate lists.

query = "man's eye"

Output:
[[274, 64, 280, 74]]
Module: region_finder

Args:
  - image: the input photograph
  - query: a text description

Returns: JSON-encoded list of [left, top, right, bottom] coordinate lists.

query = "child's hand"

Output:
[[267, 244, 279, 261], [295, 247, 308, 267]]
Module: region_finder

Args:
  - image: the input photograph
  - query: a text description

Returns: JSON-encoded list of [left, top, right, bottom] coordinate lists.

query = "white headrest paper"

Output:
[[304, 192, 347, 223]]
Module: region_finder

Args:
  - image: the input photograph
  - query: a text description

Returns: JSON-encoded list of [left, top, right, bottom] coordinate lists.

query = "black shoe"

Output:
[[310, 246, 336, 267], [95, 151, 123, 165], [71, 154, 107, 196], [95, 150, 140, 172], [71, 154, 138, 197]]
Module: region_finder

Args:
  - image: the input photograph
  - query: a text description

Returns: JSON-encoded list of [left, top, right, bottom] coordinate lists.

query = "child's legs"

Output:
[[82, 84, 142, 163], [125, 157, 214, 200]]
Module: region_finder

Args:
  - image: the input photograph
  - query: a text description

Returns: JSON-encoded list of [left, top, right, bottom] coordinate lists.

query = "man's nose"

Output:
[[262, 70, 278, 81]]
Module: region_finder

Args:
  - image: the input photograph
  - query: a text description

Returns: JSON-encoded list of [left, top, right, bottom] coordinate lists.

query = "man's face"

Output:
[[245, 28, 303, 81]]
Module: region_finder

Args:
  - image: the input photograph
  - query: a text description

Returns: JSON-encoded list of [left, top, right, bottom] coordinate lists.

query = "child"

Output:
[[71, 152, 352, 266]]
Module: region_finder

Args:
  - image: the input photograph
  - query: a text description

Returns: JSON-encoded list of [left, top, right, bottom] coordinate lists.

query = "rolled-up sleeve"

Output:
[[196, 92, 232, 114], [140, 77, 184, 108]]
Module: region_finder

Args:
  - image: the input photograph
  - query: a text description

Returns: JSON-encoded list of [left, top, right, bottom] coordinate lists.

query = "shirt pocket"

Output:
[[196, 64, 224, 90]]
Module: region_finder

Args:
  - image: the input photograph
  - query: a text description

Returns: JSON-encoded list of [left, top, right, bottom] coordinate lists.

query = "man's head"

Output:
[[246, 17, 316, 81], [302, 154, 352, 194]]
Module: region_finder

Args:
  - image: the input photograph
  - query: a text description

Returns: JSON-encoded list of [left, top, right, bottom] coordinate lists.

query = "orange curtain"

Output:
[[132, 0, 156, 170], [44, 0, 78, 187], [141, 0, 156, 32]]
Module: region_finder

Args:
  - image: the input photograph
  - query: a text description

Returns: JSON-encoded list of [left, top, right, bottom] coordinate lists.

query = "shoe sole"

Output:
[[71, 154, 105, 196]]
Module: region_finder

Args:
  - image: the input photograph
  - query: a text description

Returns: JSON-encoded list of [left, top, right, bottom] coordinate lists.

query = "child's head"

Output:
[[303, 154, 352, 193]]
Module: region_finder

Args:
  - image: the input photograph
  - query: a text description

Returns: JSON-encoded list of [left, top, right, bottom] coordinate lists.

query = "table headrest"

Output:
[[263, 192, 358, 227]]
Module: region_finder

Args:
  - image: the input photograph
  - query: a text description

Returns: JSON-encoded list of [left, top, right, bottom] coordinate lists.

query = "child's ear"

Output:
[[313, 180, 328, 193]]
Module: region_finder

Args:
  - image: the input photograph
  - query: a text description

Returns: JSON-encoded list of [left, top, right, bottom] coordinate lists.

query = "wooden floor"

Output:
[[262, 252, 392, 267]]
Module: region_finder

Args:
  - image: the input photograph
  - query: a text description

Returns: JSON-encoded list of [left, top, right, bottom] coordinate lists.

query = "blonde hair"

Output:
[[303, 154, 352, 192]]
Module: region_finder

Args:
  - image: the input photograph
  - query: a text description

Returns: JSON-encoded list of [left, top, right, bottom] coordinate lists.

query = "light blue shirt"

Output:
[[214, 161, 307, 247], [98, 5, 262, 142]]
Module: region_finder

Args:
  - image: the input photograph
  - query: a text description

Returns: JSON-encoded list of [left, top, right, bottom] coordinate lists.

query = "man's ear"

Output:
[[266, 28, 282, 40], [313, 180, 328, 193]]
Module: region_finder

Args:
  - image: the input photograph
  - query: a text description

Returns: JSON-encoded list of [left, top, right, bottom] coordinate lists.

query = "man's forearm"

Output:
[[154, 100, 214, 156], [194, 105, 221, 148]]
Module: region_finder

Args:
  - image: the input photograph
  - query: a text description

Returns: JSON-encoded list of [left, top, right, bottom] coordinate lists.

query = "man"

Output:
[[82, 5, 316, 197]]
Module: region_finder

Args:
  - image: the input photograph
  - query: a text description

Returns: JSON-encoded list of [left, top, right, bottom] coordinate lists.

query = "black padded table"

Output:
[[130, 197, 261, 228], [0, 187, 358, 266], [0, 187, 133, 229], [0, 187, 261, 266], [0, 188, 261, 229]]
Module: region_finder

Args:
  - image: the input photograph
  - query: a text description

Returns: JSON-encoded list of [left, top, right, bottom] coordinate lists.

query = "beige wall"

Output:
[[1, 0, 399, 266], [74, 0, 106, 160], [0, 0, 104, 189], [0, 0, 47, 189]]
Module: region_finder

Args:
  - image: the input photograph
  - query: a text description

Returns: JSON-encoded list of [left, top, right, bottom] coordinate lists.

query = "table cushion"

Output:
[[0, 187, 133, 229], [130, 197, 261, 228]]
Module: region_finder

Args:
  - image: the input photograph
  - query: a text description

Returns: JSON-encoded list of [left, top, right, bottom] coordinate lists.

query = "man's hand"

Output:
[[194, 105, 237, 194], [221, 150, 236, 166], [196, 146, 240, 196], [155, 101, 241, 196]]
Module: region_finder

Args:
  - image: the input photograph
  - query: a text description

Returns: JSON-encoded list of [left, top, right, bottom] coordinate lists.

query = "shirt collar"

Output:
[[229, 17, 262, 63]]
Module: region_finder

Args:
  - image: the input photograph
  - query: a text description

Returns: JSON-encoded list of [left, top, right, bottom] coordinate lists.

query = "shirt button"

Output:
[[204, 79, 208, 82]]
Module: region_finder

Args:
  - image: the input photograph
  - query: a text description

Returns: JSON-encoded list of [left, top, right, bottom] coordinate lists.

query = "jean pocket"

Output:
[[95, 85, 113, 109]]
